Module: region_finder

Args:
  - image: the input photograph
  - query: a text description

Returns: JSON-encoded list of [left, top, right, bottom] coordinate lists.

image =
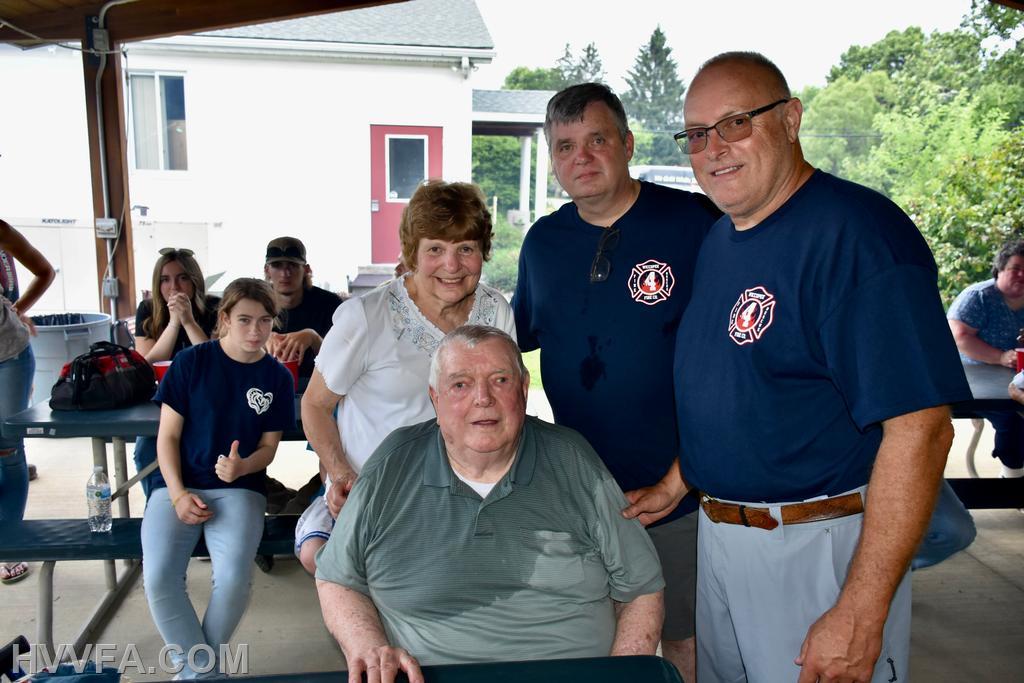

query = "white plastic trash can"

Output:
[[28, 312, 112, 404]]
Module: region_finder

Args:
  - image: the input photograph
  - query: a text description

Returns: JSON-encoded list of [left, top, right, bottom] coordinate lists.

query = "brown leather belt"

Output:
[[700, 492, 864, 531]]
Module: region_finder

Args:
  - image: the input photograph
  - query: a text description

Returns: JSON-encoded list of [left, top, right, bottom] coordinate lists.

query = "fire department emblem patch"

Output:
[[728, 286, 776, 345], [627, 259, 675, 306]]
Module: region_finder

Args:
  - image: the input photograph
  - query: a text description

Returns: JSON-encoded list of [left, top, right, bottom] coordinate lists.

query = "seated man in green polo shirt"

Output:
[[315, 325, 665, 683]]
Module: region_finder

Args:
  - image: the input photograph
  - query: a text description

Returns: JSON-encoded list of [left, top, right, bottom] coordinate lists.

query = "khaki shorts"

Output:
[[647, 511, 698, 641]]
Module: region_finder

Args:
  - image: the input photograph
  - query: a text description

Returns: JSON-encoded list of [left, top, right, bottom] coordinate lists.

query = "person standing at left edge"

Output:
[[512, 83, 719, 682], [624, 52, 971, 682]]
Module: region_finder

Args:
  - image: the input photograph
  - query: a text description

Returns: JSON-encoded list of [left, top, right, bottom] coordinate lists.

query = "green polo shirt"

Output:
[[315, 416, 664, 665]]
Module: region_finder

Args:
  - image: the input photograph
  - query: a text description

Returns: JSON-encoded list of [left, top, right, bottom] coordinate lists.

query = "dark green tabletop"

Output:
[[228, 655, 683, 683]]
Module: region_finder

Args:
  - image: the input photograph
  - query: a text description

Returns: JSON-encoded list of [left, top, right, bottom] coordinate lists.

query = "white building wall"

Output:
[[0, 45, 100, 314], [124, 48, 475, 295], [1, 43, 478, 309]]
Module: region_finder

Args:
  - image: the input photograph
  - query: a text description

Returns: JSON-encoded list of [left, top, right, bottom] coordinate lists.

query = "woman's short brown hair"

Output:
[[398, 180, 493, 271], [216, 278, 279, 337]]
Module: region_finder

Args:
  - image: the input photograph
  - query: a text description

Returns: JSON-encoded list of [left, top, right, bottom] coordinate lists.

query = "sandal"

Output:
[[1, 562, 30, 584]]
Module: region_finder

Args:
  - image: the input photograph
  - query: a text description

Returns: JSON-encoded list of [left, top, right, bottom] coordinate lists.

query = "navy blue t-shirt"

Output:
[[278, 285, 342, 379], [513, 181, 720, 522], [675, 171, 971, 503], [152, 340, 296, 495]]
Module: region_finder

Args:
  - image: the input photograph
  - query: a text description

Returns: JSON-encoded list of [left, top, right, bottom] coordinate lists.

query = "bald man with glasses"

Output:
[[624, 51, 972, 683]]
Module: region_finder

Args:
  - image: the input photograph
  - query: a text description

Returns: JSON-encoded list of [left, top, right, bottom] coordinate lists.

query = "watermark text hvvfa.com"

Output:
[[12, 643, 248, 676]]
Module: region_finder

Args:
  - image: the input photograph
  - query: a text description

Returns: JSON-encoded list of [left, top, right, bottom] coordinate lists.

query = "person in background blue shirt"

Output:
[[141, 278, 295, 680], [949, 238, 1024, 478]]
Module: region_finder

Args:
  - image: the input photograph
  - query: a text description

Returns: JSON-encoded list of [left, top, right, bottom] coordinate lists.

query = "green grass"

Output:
[[523, 349, 542, 390]]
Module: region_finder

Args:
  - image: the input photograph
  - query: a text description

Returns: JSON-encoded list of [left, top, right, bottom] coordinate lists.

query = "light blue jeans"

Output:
[[912, 479, 977, 570], [142, 487, 266, 679], [0, 345, 34, 525]]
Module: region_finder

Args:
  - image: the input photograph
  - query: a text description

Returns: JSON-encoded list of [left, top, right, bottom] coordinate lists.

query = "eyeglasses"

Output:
[[589, 227, 620, 284], [158, 247, 194, 257], [674, 99, 790, 155]]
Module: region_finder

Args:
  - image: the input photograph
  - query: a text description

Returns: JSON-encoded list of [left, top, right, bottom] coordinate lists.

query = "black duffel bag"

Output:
[[50, 341, 156, 411]]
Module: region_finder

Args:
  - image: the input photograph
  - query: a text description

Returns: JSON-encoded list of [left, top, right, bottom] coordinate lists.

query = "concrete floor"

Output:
[[4, 399, 1022, 681]]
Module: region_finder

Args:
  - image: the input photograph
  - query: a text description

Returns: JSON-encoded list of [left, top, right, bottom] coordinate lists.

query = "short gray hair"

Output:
[[428, 325, 527, 390], [543, 82, 630, 146], [992, 238, 1024, 278], [695, 51, 792, 99]]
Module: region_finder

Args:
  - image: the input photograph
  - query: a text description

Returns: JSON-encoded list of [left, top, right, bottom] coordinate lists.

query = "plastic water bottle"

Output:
[[86, 466, 112, 533]]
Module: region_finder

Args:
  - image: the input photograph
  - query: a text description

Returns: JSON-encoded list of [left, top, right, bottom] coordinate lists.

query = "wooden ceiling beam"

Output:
[[0, 0, 399, 45]]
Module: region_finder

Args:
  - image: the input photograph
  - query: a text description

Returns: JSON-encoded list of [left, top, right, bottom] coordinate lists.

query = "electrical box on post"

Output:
[[95, 218, 119, 239]]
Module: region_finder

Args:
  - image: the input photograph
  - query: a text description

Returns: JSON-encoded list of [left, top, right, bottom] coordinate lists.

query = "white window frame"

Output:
[[126, 70, 188, 172]]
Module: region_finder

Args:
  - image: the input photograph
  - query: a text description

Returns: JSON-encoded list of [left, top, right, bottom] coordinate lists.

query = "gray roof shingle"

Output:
[[202, 0, 492, 49], [473, 89, 555, 115]]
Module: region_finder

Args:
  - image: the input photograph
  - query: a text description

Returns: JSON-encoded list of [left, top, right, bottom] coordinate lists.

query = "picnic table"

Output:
[[1, 396, 306, 658], [948, 363, 1023, 508]]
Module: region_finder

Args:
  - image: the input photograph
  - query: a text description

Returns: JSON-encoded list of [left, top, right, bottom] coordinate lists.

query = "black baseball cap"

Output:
[[265, 237, 307, 265]]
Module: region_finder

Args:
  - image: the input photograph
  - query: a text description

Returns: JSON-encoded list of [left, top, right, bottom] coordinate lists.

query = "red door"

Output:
[[370, 125, 443, 264]]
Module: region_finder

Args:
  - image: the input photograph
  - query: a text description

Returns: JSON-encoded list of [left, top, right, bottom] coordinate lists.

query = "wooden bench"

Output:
[[0, 515, 299, 655]]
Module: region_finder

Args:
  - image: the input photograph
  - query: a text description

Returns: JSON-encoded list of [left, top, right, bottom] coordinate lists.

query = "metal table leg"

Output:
[[112, 437, 130, 518], [36, 561, 55, 662], [64, 436, 143, 652]]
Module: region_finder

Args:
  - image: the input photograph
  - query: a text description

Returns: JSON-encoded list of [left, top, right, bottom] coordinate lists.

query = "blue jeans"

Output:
[[134, 436, 159, 498], [0, 345, 34, 525], [976, 410, 1024, 470], [142, 487, 266, 679], [912, 480, 976, 570]]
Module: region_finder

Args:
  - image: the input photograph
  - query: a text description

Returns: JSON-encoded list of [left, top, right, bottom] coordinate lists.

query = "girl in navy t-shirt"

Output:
[[141, 278, 295, 679]]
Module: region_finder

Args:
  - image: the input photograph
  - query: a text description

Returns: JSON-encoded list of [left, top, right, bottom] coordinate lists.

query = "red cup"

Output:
[[153, 360, 172, 382], [1016, 348, 1024, 373], [283, 359, 299, 390]]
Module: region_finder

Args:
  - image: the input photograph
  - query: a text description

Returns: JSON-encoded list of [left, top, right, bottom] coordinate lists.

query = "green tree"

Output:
[[557, 42, 606, 85], [913, 130, 1024, 305], [622, 26, 686, 165], [503, 66, 563, 91], [963, 1, 1024, 127], [481, 214, 525, 294], [472, 136, 526, 215], [827, 27, 926, 83], [800, 72, 895, 175], [845, 91, 1009, 204]]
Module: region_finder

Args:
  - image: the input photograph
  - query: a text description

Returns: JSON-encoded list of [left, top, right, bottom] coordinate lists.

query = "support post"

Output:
[[518, 135, 532, 219], [534, 130, 549, 226], [81, 31, 137, 320]]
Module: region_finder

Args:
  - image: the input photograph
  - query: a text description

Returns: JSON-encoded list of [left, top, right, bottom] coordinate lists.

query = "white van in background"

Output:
[[629, 165, 704, 194]]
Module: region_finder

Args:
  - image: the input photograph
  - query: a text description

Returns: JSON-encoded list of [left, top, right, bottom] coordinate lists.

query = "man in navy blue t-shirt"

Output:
[[623, 53, 971, 683], [512, 83, 720, 681]]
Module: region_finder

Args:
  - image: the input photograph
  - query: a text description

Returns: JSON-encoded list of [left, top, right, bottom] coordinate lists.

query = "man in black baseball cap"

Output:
[[262, 237, 345, 522], [263, 237, 342, 381]]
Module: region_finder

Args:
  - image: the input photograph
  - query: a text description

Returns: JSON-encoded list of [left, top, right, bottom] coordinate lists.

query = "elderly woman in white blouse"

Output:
[[296, 180, 516, 573]]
